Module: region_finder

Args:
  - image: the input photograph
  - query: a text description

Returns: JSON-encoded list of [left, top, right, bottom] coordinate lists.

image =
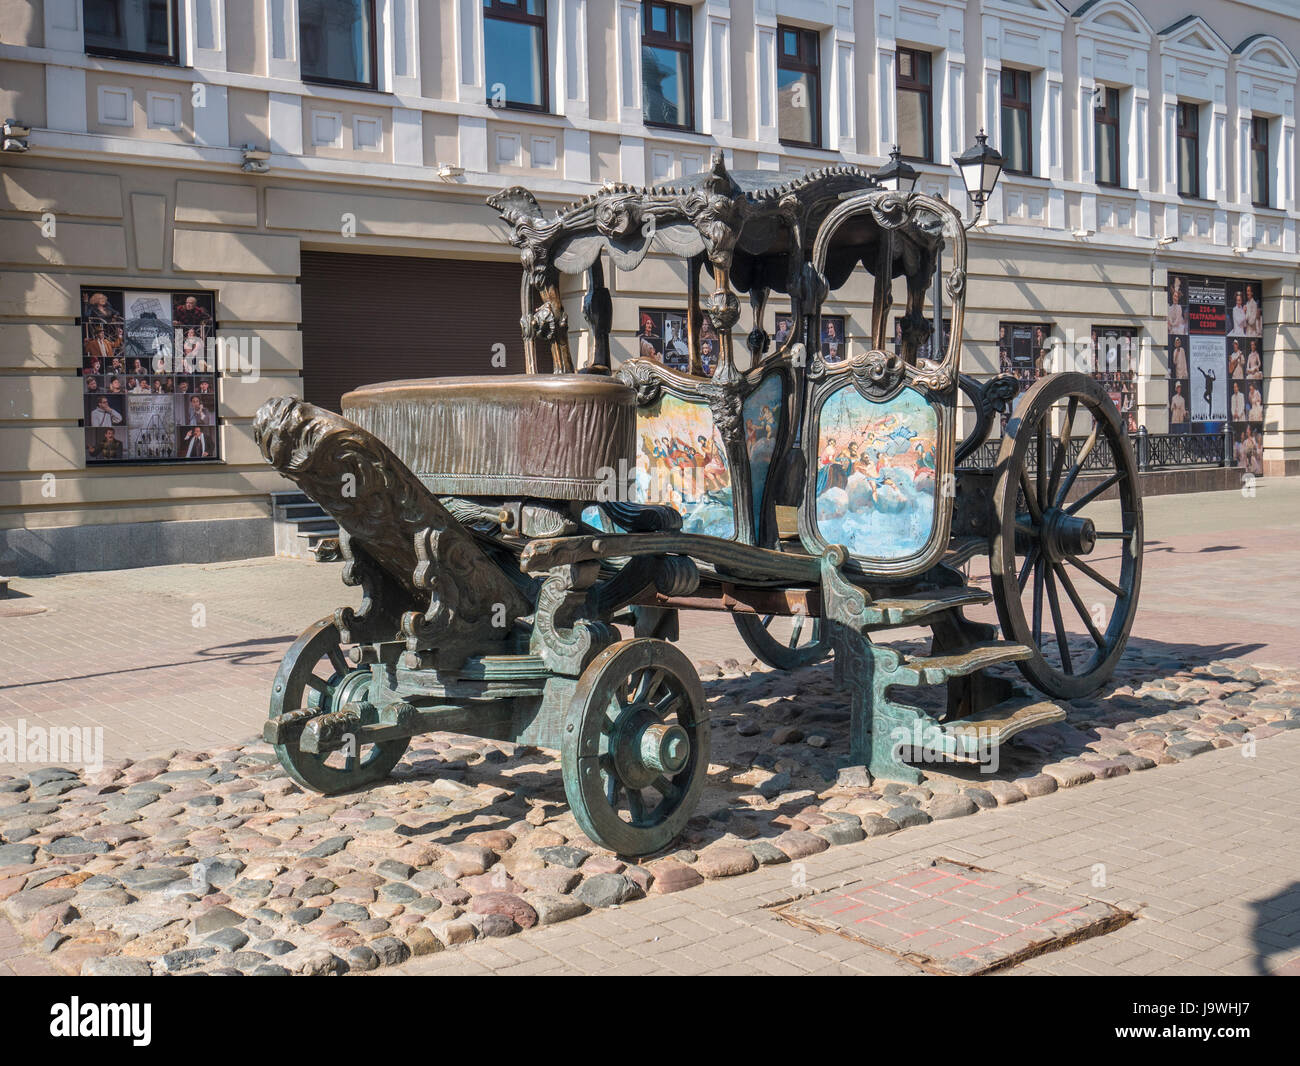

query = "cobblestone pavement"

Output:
[[0, 646, 1295, 976], [0, 479, 1297, 975], [383, 731, 1300, 976]]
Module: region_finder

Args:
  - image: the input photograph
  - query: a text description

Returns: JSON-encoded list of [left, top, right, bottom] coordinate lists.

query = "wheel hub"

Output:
[[610, 708, 692, 791], [1040, 507, 1096, 562]]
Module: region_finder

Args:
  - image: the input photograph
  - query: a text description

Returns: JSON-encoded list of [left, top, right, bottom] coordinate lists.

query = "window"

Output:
[[895, 48, 933, 162], [299, 0, 377, 89], [1001, 69, 1033, 175], [483, 0, 548, 112], [1094, 86, 1121, 187], [1176, 102, 1200, 198], [1251, 116, 1270, 208], [777, 26, 821, 148], [642, 1, 693, 130], [83, 0, 179, 64]]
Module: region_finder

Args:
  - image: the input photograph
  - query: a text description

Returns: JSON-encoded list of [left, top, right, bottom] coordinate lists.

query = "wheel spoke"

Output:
[[1019, 469, 1043, 523], [303, 674, 330, 695], [326, 646, 348, 674], [1035, 421, 1048, 514], [653, 775, 683, 805], [788, 614, 807, 648], [1044, 569, 1073, 674], [761, 614, 774, 628], [1017, 545, 1040, 591], [1031, 557, 1045, 649], [1047, 397, 1077, 504], [604, 767, 621, 807], [626, 789, 646, 823], [631, 667, 663, 705], [1066, 470, 1123, 515], [1053, 561, 1106, 648], [1064, 554, 1124, 597], [1014, 520, 1039, 539], [650, 689, 681, 717], [1054, 423, 1099, 507]]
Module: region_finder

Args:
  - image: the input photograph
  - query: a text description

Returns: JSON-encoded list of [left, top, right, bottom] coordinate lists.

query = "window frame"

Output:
[[776, 24, 822, 149], [1176, 101, 1201, 200], [1000, 68, 1034, 176], [299, 0, 380, 92], [1250, 115, 1271, 208], [641, 0, 695, 132], [894, 46, 934, 163], [1094, 85, 1122, 188], [483, 0, 550, 114], [83, 0, 182, 67]]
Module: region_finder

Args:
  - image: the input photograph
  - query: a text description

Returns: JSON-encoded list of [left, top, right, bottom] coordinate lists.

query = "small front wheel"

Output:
[[562, 639, 710, 858], [268, 618, 409, 794]]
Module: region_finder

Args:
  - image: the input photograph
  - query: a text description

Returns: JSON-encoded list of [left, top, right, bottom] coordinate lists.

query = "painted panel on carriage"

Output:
[[743, 373, 784, 535], [635, 392, 735, 537], [814, 386, 938, 560]]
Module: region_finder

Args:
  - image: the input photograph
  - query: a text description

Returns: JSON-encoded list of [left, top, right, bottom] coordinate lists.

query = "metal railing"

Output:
[[962, 428, 1230, 472]]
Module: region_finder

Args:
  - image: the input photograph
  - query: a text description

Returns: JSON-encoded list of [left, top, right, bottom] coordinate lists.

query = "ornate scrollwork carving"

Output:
[[703, 287, 741, 333], [253, 397, 529, 670], [849, 349, 907, 400], [531, 562, 616, 676], [955, 372, 1021, 466], [614, 359, 664, 405], [334, 531, 404, 645]]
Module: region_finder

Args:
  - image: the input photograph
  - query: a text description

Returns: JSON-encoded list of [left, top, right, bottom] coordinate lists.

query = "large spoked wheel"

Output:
[[268, 618, 410, 794], [733, 539, 831, 670], [734, 608, 829, 670], [990, 374, 1143, 699], [562, 639, 710, 858]]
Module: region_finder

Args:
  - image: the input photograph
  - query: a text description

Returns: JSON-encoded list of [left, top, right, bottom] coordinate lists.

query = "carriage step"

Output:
[[898, 641, 1033, 685], [864, 586, 991, 628], [912, 698, 1066, 762]]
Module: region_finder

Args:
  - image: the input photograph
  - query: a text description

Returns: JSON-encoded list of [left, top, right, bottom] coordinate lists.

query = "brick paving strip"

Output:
[[0, 647, 1297, 976], [779, 860, 1132, 975]]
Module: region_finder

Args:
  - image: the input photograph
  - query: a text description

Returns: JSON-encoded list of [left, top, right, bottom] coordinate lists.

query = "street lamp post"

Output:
[[952, 130, 1004, 229], [875, 145, 919, 195]]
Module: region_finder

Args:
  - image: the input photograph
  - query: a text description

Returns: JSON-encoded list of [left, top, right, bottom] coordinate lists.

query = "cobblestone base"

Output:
[[1, 648, 1297, 976]]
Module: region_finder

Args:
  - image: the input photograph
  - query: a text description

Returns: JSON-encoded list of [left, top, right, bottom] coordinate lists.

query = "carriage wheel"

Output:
[[733, 537, 831, 670], [268, 618, 409, 794], [990, 374, 1143, 699], [734, 609, 829, 670], [562, 639, 710, 858]]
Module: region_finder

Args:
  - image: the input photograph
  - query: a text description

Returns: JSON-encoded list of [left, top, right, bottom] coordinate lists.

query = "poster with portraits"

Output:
[[1166, 274, 1264, 463], [636, 308, 718, 376], [820, 315, 847, 365], [81, 287, 220, 464], [997, 322, 1054, 424], [894, 317, 951, 363], [1090, 325, 1139, 433]]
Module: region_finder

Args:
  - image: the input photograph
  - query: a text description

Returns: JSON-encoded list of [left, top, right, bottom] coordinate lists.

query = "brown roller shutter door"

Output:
[[299, 251, 527, 414]]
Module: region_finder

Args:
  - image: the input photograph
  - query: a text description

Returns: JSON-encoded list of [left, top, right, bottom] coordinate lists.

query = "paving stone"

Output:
[[695, 846, 759, 878], [535, 845, 591, 869], [814, 820, 866, 845], [574, 873, 638, 908], [1166, 740, 1215, 760], [885, 806, 931, 829], [527, 892, 591, 924], [1042, 763, 1097, 788]]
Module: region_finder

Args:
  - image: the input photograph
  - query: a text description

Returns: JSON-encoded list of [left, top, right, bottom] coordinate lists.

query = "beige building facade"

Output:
[[1, 0, 1298, 573]]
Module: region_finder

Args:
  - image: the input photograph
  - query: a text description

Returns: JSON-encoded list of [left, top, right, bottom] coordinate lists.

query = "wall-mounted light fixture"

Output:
[[3, 120, 31, 153], [240, 145, 271, 173]]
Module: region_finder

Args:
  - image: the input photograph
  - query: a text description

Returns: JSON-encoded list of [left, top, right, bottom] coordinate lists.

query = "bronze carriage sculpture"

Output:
[[254, 153, 1143, 857]]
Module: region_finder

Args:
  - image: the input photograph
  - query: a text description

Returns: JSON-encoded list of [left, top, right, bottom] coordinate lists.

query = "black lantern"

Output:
[[953, 130, 1003, 223], [875, 145, 919, 194]]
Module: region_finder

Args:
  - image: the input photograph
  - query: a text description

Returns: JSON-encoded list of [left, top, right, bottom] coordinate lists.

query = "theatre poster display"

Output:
[[636, 308, 718, 376], [894, 317, 952, 362], [1166, 274, 1264, 471], [1090, 325, 1139, 434], [81, 287, 220, 464], [997, 322, 1054, 425]]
